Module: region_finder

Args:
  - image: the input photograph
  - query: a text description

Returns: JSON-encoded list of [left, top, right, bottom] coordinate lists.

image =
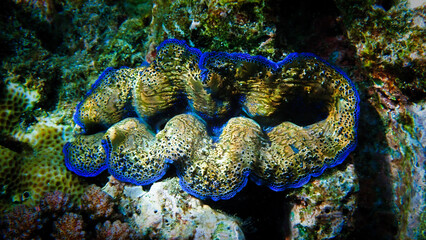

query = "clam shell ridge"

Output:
[[64, 39, 360, 201]]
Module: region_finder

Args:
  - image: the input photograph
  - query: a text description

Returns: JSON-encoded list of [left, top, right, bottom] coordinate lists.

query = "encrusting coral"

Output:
[[0, 145, 20, 197], [0, 82, 40, 136], [11, 120, 87, 204], [64, 39, 360, 201], [0, 76, 89, 207], [39, 191, 73, 218], [0, 115, 88, 207]]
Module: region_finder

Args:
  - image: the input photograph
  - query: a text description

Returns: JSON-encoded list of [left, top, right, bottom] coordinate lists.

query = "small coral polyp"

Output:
[[64, 39, 360, 201]]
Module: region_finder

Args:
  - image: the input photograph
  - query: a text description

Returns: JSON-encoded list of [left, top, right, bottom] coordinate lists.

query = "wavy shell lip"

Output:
[[63, 132, 107, 177], [73, 67, 140, 134], [64, 39, 360, 201]]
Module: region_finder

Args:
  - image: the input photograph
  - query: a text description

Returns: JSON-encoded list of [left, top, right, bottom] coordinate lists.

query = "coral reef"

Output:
[[363, 98, 426, 239], [81, 185, 115, 219], [95, 220, 137, 240], [0, 145, 20, 198], [52, 212, 85, 240], [11, 119, 87, 204], [103, 177, 245, 239], [64, 39, 360, 201], [40, 191, 73, 217], [288, 163, 358, 239], [1, 181, 243, 239], [0, 0, 425, 238], [0, 113, 87, 209], [147, 0, 275, 55], [1, 204, 42, 239], [0, 82, 40, 136], [334, 1, 426, 239], [2, 186, 140, 239], [337, 0, 426, 102]]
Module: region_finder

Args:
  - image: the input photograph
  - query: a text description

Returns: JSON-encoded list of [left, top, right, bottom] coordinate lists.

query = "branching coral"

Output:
[[1, 187, 135, 239], [1, 204, 42, 239], [64, 39, 360, 201], [52, 212, 85, 240], [11, 120, 87, 205], [81, 185, 115, 219]]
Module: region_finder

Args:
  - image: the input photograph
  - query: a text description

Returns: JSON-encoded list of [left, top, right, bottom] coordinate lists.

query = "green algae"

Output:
[[121, 0, 153, 18], [212, 221, 234, 239], [397, 111, 416, 137], [147, 0, 275, 56], [420, 209, 426, 239], [288, 164, 358, 239], [337, 1, 426, 101]]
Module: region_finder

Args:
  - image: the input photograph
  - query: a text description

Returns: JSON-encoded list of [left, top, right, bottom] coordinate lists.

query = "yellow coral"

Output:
[[0, 81, 86, 207], [0, 146, 20, 196], [11, 120, 87, 204], [0, 82, 40, 136]]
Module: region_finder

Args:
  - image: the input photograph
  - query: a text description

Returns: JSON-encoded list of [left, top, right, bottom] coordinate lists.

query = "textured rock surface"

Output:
[[103, 177, 245, 239], [288, 163, 358, 239]]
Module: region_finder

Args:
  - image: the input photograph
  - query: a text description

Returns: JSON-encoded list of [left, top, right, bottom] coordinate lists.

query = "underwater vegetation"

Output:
[[64, 39, 360, 201]]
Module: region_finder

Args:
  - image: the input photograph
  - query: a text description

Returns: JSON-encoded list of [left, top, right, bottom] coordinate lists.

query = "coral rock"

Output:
[[95, 220, 139, 240], [289, 163, 358, 239], [106, 178, 245, 239]]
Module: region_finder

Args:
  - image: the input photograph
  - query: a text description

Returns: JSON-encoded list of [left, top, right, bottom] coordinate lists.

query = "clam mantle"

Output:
[[64, 39, 360, 201]]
